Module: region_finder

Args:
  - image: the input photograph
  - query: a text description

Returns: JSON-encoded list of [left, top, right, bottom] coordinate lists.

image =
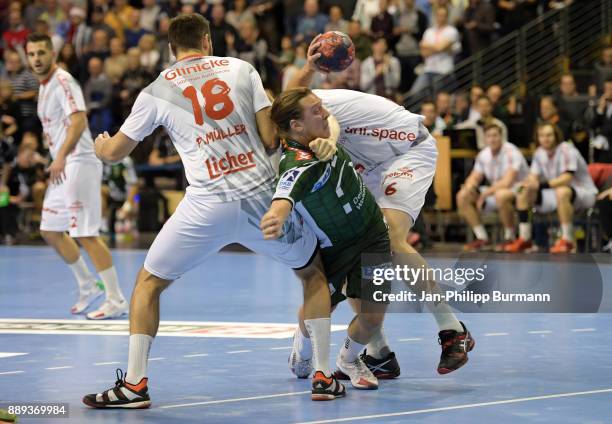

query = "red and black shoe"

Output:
[[334, 350, 400, 380], [437, 322, 475, 374], [311, 371, 346, 401], [83, 369, 151, 409]]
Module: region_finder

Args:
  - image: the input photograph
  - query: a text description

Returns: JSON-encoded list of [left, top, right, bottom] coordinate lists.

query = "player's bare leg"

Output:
[[457, 187, 490, 250], [41, 230, 104, 314], [495, 189, 517, 250], [551, 186, 576, 253], [382, 208, 474, 374], [294, 254, 345, 400], [78, 236, 128, 319], [83, 268, 172, 409]]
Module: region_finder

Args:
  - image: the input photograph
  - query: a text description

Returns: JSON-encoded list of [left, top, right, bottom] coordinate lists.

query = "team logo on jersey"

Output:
[[311, 164, 331, 192], [383, 167, 414, 185], [278, 169, 300, 191], [205, 150, 257, 179]]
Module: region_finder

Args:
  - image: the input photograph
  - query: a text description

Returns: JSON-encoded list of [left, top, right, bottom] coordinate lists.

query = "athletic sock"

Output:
[[518, 210, 532, 241], [305, 318, 331, 376], [340, 336, 365, 362], [126, 334, 153, 385], [366, 327, 391, 359], [297, 326, 312, 359], [425, 298, 463, 332], [98, 266, 125, 302], [561, 223, 573, 241], [472, 225, 488, 241], [504, 227, 515, 241], [68, 256, 95, 292]]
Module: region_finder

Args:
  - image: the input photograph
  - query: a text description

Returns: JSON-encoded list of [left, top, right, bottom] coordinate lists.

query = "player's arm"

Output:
[[547, 172, 573, 188], [95, 131, 139, 163], [483, 169, 518, 197], [260, 199, 293, 239], [47, 111, 88, 184], [286, 35, 323, 89], [463, 168, 483, 192], [255, 106, 279, 150]]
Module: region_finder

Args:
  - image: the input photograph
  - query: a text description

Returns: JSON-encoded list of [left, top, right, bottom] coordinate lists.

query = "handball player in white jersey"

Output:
[[25, 33, 129, 320], [286, 37, 475, 378], [83, 14, 344, 408]]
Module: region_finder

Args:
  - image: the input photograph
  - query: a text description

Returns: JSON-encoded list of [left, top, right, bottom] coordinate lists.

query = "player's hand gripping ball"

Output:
[[313, 31, 355, 73]]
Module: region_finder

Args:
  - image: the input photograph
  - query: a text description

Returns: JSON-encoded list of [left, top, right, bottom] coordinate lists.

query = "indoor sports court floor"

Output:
[[1, 245, 612, 423]]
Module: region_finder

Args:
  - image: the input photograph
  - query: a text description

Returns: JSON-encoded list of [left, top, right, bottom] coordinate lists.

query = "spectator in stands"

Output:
[[2, 50, 38, 134], [83, 29, 111, 68], [462, 0, 496, 55], [210, 4, 237, 58], [538, 95, 571, 140], [408, 6, 460, 98], [352, 0, 381, 30], [370, 0, 395, 47], [124, 9, 149, 49], [119, 47, 152, 119], [57, 42, 81, 80], [138, 34, 159, 74], [432, 0, 465, 27], [325, 6, 349, 34], [320, 56, 361, 90], [589, 163, 612, 252], [227, 20, 271, 86], [394, 0, 428, 92], [84, 57, 113, 138], [23, 0, 45, 32], [0, 80, 20, 141], [60, 7, 91, 60], [3, 9, 29, 52], [593, 45, 612, 92], [456, 96, 508, 148], [421, 100, 446, 136], [250, 0, 281, 54], [588, 77, 612, 163], [467, 84, 484, 121], [139, 0, 161, 33], [496, 0, 539, 35], [39, 0, 65, 36], [226, 0, 256, 32], [347, 20, 372, 62], [278, 36, 296, 68], [436, 90, 456, 126], [104, 37, 128, 85], [507, 122, 598, 253], [453, 91, 470, 123], [456, 123, 529, 251], [91, 6, 116, 41], [294, 0, 328, 45], [487, 84, 509, 123], [104, 0, 135, 41], [156, 16, 171, 70], [360, 37, 401, 99]]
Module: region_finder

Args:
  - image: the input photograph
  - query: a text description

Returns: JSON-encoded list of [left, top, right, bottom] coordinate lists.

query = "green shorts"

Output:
[[321, 224, 392, 307]]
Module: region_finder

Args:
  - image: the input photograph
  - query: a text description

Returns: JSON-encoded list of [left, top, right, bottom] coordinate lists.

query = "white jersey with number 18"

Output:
[[120, 55, 276, 201]]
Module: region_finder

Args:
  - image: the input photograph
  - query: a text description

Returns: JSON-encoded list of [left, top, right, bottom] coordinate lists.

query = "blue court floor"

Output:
[[1, 246, 611, 424]]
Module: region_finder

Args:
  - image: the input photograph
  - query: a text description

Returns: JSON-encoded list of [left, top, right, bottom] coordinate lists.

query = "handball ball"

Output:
[[313, 31, 355, 73]]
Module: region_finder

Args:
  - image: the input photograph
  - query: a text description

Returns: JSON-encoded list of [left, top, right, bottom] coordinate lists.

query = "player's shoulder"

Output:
[[476, 146, 491, 161], [54, 67, 79, 87]]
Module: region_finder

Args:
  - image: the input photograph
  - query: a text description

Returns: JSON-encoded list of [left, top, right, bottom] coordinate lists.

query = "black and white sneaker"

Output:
[[335, 350, 401, 380], [311, 371, 346, 401], [83, 369, 151, 409], [437, 321, 475, 374]]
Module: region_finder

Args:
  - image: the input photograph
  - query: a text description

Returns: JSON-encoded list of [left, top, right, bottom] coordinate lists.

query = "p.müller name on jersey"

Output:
[[205, 150, 256, 180], [196, 124, 247, 147], [164, 59, 230, 80]]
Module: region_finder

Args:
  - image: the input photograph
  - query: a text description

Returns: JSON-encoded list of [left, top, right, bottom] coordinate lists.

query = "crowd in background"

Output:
[[0, 0, 610, 250]]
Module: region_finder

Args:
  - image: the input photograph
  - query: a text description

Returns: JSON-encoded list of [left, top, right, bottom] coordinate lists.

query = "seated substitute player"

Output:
[[287, 37, 475, 377], [261, 87, 392, 392], [506, 123, 598, 253], [25, 33, 129, 319], [456, 123, 529, 252], [83, 14, 340, 408]]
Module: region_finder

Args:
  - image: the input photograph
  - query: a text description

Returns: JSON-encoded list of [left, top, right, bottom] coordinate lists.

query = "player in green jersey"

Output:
[[261, 87, 393, 393]]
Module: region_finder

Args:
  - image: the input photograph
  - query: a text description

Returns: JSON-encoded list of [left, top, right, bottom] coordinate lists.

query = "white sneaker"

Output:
[[289, 329, 313, 378], [336, 353, 378, 390], [87, 298, 128, 320], [71, 285, 104, 314]]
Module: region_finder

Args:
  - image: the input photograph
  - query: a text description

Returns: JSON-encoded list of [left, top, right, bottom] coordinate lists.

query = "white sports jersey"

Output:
[[37, 67, 98, 163], [312, 89, 430, 173], [120, 55, 275, 201], [531, 142, 597, 193], [473, 142, 529, 184]]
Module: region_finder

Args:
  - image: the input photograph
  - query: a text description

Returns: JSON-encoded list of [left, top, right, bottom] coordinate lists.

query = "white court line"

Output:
[[296, 388, 612, 424], [227, 350, 252, 354], [571, 328, 596, 332], [0, 370, 24, 375], [484, 332, 509, 337], [269, 346, 292, 350], [45, 366, 73, 370], [183, 353, 209, 358], [160, 391, 311, 409], [94, 361, 121, 366], [398, 338, 423, 342], [528, 330, 552, 334], [148, 357, 165, 361]]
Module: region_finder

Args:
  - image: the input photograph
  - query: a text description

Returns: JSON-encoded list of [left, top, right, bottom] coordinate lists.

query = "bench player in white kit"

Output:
[[286, 37, 475, 379], [25, 33, 129, 320], [83, 14, 345, 408]]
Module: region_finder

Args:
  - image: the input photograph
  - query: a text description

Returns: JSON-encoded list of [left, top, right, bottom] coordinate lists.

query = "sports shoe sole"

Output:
[[82, 397, 151, 409]]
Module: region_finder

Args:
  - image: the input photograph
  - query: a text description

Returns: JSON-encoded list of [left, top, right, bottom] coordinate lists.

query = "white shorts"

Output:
[[144, 187, 318, 280], [40, 161, 103, 237], [536, 187, 597, 214], [361, 137, 437, 223]]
